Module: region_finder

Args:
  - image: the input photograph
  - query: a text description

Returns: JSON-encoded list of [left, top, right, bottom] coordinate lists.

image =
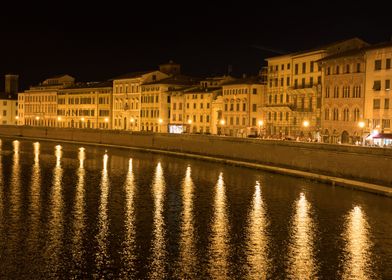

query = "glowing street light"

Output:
[[158, 118, 163, 124], [104, 117, 109, 123], [358, 121, 365, 129], [258, 120, 264, 138], [35, 116, 40, 120], [220, 119, 225, 125], [188, 119, 192, 124], [130, 117, 135, 123], [303, 120, 309, 128], [15, 116, 19, 120], [81, 117, 85, 122], [358, 121, 366, 146]]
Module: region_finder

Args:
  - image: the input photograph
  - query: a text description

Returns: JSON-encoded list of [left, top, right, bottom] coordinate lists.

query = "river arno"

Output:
[[0, 138, 391, 279]]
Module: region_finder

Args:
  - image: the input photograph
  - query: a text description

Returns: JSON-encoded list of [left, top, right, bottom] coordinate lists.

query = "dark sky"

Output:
[[1, 1, 391, 90]]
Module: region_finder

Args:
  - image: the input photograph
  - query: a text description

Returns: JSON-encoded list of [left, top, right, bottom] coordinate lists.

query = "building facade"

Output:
[[18, 74, 75, 126], [0, 74, 18, 125], [221, 77, 266, 137], [56, 81, 113, 129]]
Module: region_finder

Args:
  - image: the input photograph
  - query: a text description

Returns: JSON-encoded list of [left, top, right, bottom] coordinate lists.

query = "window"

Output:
[[333, 108, 339, 121], [281, 64, 284, 70], [252, 104, 257, 112], [294, 79, 298, 89], [373, 80, 381, 91], [310, 61, 314, 72], [193, 103, 196, 109], [385, 98, 390, 109], [325, 108, 330, 120], [253, 88, 257, 94], [243, 103, 246, 111], [275, 65, 278, 71], [269, 95, 272, 104], [173, 103, 177, 110], [343, 108, 349, 121], [333, 86, 339, 98], [279, 112, 283, 121], [200, 115, 203, 123], [327, 67, 331, 75], [356, 63, 361, 72], [346, 64, 350, 73], [236, 117, 239, 125], [353, 108, 360, 122], [286, 112, 289, 121], [309, 97, 313, 111], [353, 86, 361, 98], [317, 97, 321, 108], [317, 76, 321, 84], [286, 77, 290, 86], [301, 78, 305, 88], [336, 66, 340, 74], [230, 103, 234, 111], [274, 95, 278, 103], [280, 94, 283, 103], [386, 79, 390, 90], [274, 79, 278, 87], [224, 104, 228, 111], [387, 58, 391, 69], [287, 63, 291, 70], [302, 62, 306, 73], [236, 103, 239, 111], [325, 86, 330, 98], [280, 78, 284, 87], [383, 119, 391, 128], [3, 101, 7, 106], [373, 99, 381, 109], [375, 59, 382, 70], [295, 64, 298, 75], [2, 110, 6, 116], [310, 77, 313, 87], [274, 112, 277, 121]]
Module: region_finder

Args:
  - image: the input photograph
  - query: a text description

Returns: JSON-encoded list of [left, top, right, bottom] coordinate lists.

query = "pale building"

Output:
[[0, 74, 18, 125], [112, 70, 170, 131], [265, 38, 368, 140], [141, 75, 198, 132], [56, 81, 113, 129], [18, 74, 75, 126], [169, 75, 233, 134], [221, 77, 266, 137], [318, 48, 368, 143], [364, 42, 392, 137]]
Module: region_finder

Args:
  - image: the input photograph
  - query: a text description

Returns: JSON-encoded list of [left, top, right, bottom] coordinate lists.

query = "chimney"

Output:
[[5, 74, 19, 98]]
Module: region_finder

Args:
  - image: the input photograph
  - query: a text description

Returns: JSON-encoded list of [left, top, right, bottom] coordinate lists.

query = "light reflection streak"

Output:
[[28, 142, 41, 248], [45, 145, 64, 277], [149, 162, 167, 279], [342, 206, 374, 280], [0, 140, 3, 232], [287, 193, 317, 279], [71, 147, 86, 273], [246, 181, 269, 279], [95, 153, 111, 275], [10, 140, 21, 222], [119, 159, 137, 278], [177, 166, 197, 278], [208, 172, 229, 279]]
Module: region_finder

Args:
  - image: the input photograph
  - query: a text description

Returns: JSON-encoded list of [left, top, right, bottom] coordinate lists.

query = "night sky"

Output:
[[1, 1, 391, 90]]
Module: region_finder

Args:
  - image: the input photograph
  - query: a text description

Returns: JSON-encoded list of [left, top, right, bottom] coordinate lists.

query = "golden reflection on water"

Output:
[[177, 166, 197, 278], [149, 162, 167, 279], [288, 193, 318, 279], [45, 145, 64, 276], [208, 172, 229, 279], [0, 140, 3, 231], [120, 158, 137, 278], [28, 142, 41, 248], [10, 140, 21, 222], [342, 206, 374, 280], [95, 153, 111, 275], [72, 147, 86, 271], [247, 181, 269, 279]]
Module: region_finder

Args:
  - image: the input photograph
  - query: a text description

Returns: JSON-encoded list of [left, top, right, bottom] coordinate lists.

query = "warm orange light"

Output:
[[158, 118, 163, 124], [130, 117, 134, 123], [303, 120, 309, 127], [57, 116, 62, 121], [220, 119, 225, 125], [358, 121, 365, 128], [35, 116, 40, 120], [258, 120, 264, 126], [104, 117, 109, 123], [188, 119, 192, 124], [81, 117, 85, 122]]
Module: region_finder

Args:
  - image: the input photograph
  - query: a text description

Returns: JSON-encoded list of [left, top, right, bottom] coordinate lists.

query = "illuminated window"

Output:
[[373, 99, 380, 109], [375, 59, 382, 71]]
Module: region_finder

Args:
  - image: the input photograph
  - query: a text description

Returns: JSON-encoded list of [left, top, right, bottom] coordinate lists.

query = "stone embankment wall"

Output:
[[1, 125, 391, 187]]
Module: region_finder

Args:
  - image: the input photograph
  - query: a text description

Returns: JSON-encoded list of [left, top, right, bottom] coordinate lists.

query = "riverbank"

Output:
[[1, 125, 391, 197]]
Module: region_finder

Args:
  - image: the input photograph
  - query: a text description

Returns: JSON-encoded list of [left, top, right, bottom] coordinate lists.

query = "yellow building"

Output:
[[141, 75, 197, 132], [364, 42, 392, 137], [221, 77, 266, 137], [18, 74, 75, 126], [265, 38, 367, 140], [169, 75, 233, 134], [318, 48, 368, 143], [56, 81, 113, 129]]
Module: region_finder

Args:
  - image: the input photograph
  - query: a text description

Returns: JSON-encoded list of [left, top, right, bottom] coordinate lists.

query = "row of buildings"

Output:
[[4, 37, 392, 145]]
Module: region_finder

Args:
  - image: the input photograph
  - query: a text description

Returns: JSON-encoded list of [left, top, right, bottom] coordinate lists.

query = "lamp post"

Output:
[[258, 120, 264, 138], [81, 117, 85, 129], [303, 120, 310, 141], [219, 119, 225, 136], [130, 117, 135, 131], [358, 121, 365, 146], [104, 117, 109, 129], [188, 119, 192, 133], [57, 116, 62, 128], [158, 118, 163, 133]]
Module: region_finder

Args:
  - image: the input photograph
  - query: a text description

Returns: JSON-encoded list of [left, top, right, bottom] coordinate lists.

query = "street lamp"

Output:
[[358, 121, 365, 146], [158, 118, 163, 133], [303, 120, 310, 141], [104, 117, 109, 129], [187, 119, 192, 133], [258, 120, 264, 138], [57, 116, 62, 128], [220, 119, 225, 125]]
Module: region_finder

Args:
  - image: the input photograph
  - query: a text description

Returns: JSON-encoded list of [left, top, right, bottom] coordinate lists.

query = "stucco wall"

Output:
[[1, 125, 391, 187]]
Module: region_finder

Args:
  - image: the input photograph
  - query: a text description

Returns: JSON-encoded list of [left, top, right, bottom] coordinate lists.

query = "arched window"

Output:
[[343, 108, 349, 121], [353, 108, 360, 122], [333, 108, 339, 121], [325, 108, 330, 120]]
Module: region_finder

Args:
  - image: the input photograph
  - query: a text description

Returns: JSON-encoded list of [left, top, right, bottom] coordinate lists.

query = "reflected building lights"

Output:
[[287, 193, 318, 279], [246, 181, 269, 279], [45, 144, 64, 277], [28, 142, 41, 249], [120, 158, 137, 278], [177, 166, 197, 278], [72, 147, 86, 273], [149, 162, 167, 279], [208, 172, 229, 279], [0, 140, 3, 233], [95, 153, 111, 274], [342, 205, 374, 280], [9, 140, 21, 250]]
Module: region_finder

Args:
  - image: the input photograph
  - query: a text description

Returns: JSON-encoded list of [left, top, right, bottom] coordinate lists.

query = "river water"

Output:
[[0, 138, 391, 279]]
